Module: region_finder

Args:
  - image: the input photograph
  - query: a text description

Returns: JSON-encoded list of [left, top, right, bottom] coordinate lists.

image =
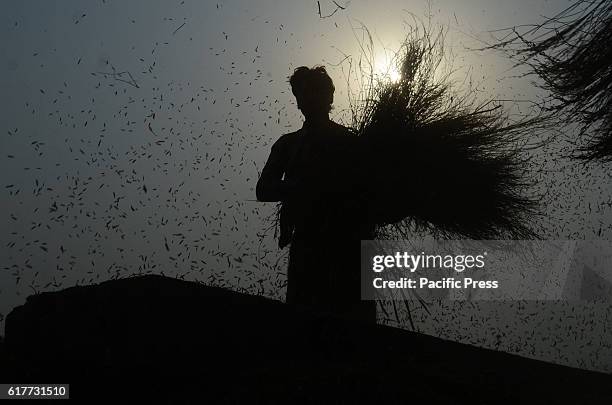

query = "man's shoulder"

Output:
[[327, 122, 357, 146], [279, 129, 303, 141], [273, 129, 302, 149], [330, 120, 353, 133], [328, 121, 356, 139], [272, 122, 354, 148]]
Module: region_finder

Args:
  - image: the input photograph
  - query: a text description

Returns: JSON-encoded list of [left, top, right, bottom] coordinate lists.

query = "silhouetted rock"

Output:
[[2, 275, 611, 403]]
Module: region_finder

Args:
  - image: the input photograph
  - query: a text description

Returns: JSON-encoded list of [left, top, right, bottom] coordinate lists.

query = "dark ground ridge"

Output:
[[1, 274, 610, 404]]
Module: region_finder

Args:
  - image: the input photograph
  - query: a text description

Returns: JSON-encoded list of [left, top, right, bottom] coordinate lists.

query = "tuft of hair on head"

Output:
[[289, 65, 335, 111]]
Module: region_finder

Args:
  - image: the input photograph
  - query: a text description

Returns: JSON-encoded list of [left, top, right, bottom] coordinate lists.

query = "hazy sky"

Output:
[[1, 0, 611, 372]]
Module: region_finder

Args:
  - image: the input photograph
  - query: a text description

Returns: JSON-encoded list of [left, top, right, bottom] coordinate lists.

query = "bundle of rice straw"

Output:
[[346, 25, 543, 240], [484, 0, 612, 162]]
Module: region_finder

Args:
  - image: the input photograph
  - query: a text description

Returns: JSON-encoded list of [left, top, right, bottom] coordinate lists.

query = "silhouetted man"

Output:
[[256, 66, 375, 323]]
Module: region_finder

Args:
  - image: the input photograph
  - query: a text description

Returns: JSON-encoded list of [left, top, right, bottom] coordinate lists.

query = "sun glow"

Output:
[[374, 50, 401, 83]]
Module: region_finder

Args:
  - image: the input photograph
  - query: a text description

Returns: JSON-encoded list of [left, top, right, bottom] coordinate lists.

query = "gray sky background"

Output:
[[1, 0, 611, 372]]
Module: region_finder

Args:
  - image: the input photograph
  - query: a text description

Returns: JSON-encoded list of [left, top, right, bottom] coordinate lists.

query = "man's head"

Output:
[[289, 66, 334, 118]]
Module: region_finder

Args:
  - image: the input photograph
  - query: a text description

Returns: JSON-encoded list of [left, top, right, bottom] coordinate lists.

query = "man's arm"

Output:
[[256, 139, 294, 202]]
